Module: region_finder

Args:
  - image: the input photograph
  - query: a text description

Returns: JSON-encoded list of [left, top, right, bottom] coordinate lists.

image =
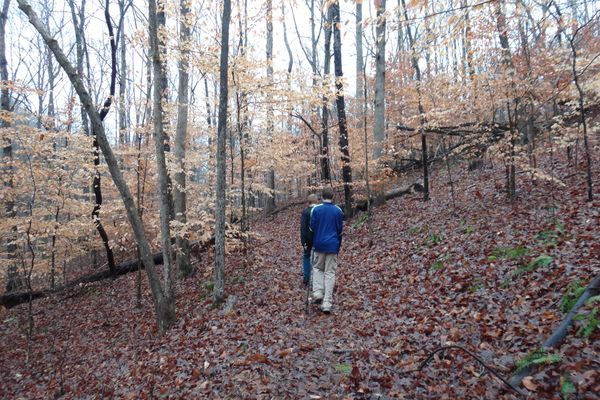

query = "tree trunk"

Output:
[[356, 0, 364, 102], [321, 5, 332, 183], [214, 0, 231, 304], [510, 273, 600, 387], [118, 0, 128, 145], [401, 0, 429, 201], [17, 0, 176, 334], [331, 1, 354, 214], [174, 0, 192, 277], [373, 0, 386, 159], [66, 0, 89, 135], [149, 0, 175, 314], [264, 0, 276, 214], [571, 41, 593, 202], [91, 0, 117, 277], [1, 0, 21, 293], [495, 0, 517, 198]]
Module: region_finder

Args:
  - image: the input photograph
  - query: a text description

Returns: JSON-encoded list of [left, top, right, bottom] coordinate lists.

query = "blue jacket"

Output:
[[310, 201, 344, 253]]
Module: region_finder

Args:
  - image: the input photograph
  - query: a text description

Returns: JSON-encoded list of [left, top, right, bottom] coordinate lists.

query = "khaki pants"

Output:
[[312, 252, 338, 310]]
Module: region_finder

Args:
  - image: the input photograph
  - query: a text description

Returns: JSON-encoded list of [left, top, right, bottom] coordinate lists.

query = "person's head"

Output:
[[307, 194, 318, 205], [321, 186, 334, 201]]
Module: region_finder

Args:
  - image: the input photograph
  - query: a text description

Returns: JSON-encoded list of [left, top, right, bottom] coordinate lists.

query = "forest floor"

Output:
[[1, 154, 599, 399]]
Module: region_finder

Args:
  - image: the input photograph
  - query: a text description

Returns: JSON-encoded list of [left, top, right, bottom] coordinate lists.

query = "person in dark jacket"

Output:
[[310, 187, 344, 313], [300, 194, 319, 285]]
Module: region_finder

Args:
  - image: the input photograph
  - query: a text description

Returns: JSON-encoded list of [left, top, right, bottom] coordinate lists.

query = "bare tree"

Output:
[[1, 0, 22, 292], [330, 0, 353, 213], [356, 0, 364, 102], [401, 0, 429, 201], [66, 0, 89, 135], [214, 0, 232, 304], [17, 0, 176, 334], [551, 3, 597, 202], [321, 4, 332, 182], [149, 0, 175, 314], [264, 0, 276, 214], [117, 0, 130, 145], [495, 0, 517, 198], [174, 0, 192, 277], [373, 0, 386, 159]]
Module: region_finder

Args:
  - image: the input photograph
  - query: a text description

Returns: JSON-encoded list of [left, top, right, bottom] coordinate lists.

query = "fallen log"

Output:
[[395, 121, 510, 138], [0, 252, 164, 308], [354, 182, 424, 212], [388, 141, 465, 175], [0, 238, 214, 309], [508, 272, 600, 388]]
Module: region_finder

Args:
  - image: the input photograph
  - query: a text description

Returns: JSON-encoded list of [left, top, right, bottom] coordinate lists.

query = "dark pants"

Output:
[[302, 249, 312, 284]]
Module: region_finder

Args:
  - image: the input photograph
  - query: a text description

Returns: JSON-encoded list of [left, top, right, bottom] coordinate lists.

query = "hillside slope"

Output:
[[1, 156, 599, 399]]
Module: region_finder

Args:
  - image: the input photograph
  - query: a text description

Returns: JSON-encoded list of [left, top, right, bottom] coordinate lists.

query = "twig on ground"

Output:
[[402, 345, 526, 397]]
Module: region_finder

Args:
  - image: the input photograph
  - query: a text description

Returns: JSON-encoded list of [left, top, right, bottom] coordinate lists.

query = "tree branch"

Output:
[[405, 345, 526, 396]]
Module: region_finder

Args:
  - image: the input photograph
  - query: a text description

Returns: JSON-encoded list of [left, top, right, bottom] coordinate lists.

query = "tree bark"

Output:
[[264, 0, 276, 214], [401, 0, 429, 201], [66, 0, 89, 135], [89, 0, 119, 277], [17, 0, 175, 334], [174, 0, 192, 277], [355, 0, 364, 102], [1, 237, 214, 309], [321, 5, 332, 183], [214, 0, 231, 304], [373, 0, 386, 159], [331, 1, 354, 214], [559, 15, 595, 202], [509, 273, 600, 387], [149, 0, 175, 317], [1, 0, 21, 292], [495, 0, 517, 198], [118, 0, 128, 145]]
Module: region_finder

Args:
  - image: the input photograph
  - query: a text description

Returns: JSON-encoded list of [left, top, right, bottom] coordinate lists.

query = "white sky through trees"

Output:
[[5, 0, 600, 142]]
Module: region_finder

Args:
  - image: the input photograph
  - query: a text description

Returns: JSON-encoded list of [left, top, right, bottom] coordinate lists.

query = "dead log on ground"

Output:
[[354, 182, 424, 212], [0, 238, 214, 309], [508, 272, 600, 388]]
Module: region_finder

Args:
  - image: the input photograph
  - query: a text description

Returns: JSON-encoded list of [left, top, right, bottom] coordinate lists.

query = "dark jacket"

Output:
[[300, 205, 314, 250], [310, 201, 344, 254]]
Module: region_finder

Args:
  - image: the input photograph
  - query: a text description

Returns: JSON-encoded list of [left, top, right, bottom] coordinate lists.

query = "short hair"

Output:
[[307, 194, 318, 204], [322, 186, 334, 200]]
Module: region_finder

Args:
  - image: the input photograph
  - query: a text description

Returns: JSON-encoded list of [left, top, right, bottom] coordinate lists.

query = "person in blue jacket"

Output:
[[310, 186, 344, 314], [300, 194, 319, 285]]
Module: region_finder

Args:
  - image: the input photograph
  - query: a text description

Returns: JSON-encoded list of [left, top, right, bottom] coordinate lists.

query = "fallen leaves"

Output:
[[0, 153, 599, 399], [522, 376, 538, 391]]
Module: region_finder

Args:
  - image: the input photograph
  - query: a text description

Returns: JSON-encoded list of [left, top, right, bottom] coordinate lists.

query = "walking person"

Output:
[[300, 194, 319, 285], [310, 187, 344, 314]]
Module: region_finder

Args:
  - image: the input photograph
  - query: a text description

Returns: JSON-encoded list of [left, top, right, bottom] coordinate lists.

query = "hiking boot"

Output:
[[321, 307, 331, 314], [313, 298, 323, 305]]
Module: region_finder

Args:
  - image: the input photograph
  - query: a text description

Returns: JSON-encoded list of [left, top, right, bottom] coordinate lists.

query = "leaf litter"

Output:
[[0, 157, 598, 399]]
